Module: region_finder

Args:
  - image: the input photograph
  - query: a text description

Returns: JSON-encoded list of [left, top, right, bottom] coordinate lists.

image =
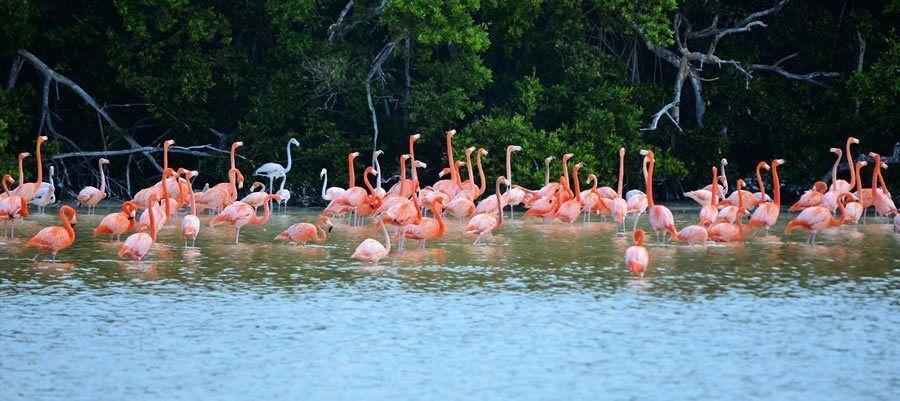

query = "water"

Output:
[[2, 206, 899, 400]]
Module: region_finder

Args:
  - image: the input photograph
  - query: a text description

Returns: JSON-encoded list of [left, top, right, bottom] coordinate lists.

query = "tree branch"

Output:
[[366, 38, 400, 157]]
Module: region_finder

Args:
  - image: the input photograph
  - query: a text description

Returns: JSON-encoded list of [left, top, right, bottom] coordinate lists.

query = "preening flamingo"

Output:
[[842, 161, 866, 225], [254, 137, 299, 200], [276, 216, 333, 245], [30, 165, 56, 213], [320, 168, 346, 201], [751, 161, 772, 205], [352, 220, 391, 264], [76, 158, 110, 214], [785, 192, 852, 244], [581, 174, 602, 222], [196, 168, 244, 215], [699, 167, 720, 227], [624, 229, 649, 277], [1, 175, 29, 238], [708, 179, 747, 243], [211, 194, 281, 244], [404, 197, 446, 248], [93, 201, 138, 241], [554, 162, 584, 223], [181, 170, 201, 247], [830, 137, 859, 194], [12, 135, 48, 202], [466, 176, 509, 245], [610, 148, 629, 232], [642, 150, 678, 244], [119, 195, 159, 261], [674, 224, 709, 246], [868, 153, 897, 217], [748, 159, 784, 235], [381, 179, 422, 250], [788, 181, 827, 212], [27, 205, 76, 261]]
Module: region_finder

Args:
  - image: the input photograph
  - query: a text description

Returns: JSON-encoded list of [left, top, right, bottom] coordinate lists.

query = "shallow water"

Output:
[[2, 205, 899, 400]]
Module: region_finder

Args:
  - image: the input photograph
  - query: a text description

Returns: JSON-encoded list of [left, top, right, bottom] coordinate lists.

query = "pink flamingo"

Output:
[[0, 152, 29, 200], [372, 150, 386, 198], [554, 162, 584, 223], [708, 179, 747, 243], [674, 224, 709, 246], [843, 161, 866, 225], [642, 150, 678, 245], [610, 148, 629, 232], [785, 192, 851, 244], [211, 194, 281, 244], [854, 161, 890, 222], [276, 215, 334, 245], [699, 167, 719, 227], [1, 175, 29, 238], [381, 180, 422, 250], [240, 182, 269, 210], [460, 147, 478, 193], [502, 145, 525, 218], [788, 181, 827, 212], [138, 168, 177, 233], [432, 130, 461, 197], [748, 159, 785, 235], [320, 168, 346, 202], [181, 170, 201, 247], [685, 158, 727, 206], [93, 201, 138, 241], [751, 161, 772, 205], [624, 229, 649, 277], [388, 134, 421, 197], [626, 155, 649, 229], [821, 147, 846, 210], [868, 152, 897, 217], [119, 196, 159, 261], [76, 158, 109, 214], [196, 168, 243, 215], [352, 220, 391, 264], [27, 205, 76, 261], [466, 176, 508, 245], [831, 137, 859, 194], [324, 152, 369, 225], [404, 197, 446, 248], [581, 174, 601, 222], [11, 135, 48, 202]]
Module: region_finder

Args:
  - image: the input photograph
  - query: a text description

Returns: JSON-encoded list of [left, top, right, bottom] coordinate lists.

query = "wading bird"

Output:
[[27, 205, 76, 262]]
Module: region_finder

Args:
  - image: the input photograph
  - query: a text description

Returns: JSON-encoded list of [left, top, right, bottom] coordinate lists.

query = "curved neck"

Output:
[[412, 186, 422, 222], [162, 169, 172, 217], [544, 160, 551, 186], [98, 161, 107, 195], [399, 157, 408, 195], [466, 151, 474, 183], [830, 195, 847, 226], [61, 208, 75, 241], [321, 170, 328, 198], [228, 169, 238, 197], [315, 218, 328, 243], [871, 156, 880, 198], [446, 134, 455, 172], [616, 153, 624, 197], [380, 222, 391, 254], [229, 145, 237, 170], [163, 143, 170, 171], [2, 176, 11, 195], [772, 163, 781, 206], [477, 152, 486, 195], [348, 155, 356, 187], [49, 167, 54, 187], [854, 163, 864, 194], [412, 163, 420, 182], [755, 163, 766, 199], [506, 149, 514, 185], [712, 167, 719, 207], [846, 140, 856, 188], [736, 182, 745, 238], [409, 137, 417, 166], [147, 197, 157, 242], [250, 196, 273, 225], [374, 154, 383, 190], [17, 156, 25, 186], [284, 141, 295, 173], [830, 152, 841, 187], [363, 169, 376, 197], [433, 202, 445, 237], [562, 158, 571, 193], [573, 167, 582, 202], [495, 179, 504, 229], [125, 203, 137, 231], [646, 157, 655, 207], [454, 164, 462, 185], [35, 140, 43, 190]]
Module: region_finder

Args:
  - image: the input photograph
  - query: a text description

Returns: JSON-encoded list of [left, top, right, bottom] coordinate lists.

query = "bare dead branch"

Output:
[[366, 38, 400, 156]]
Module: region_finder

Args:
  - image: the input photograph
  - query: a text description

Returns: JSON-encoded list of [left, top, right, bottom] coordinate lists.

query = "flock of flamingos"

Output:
[[1, 132, 898, 276]]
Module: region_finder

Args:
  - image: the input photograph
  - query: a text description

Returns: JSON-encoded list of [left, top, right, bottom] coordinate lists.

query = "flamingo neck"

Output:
[[348, 155, 356, 188], [380, 222, 391, 254], [646, 157, 656, 207], [374, 154, 383, 191], [634, 231, 644, 246], [161, 169, 172, 218], [98, 160, 107, 196], [412, 184, 422, 222], [544, 160, 551, 186], [712, 167, 719, 207], [278, 175, 286, 192], [409, 138, 417, 167], [2, 176, 11, 195], [61, 207, 75, 241], [433, 202, 445, 237], [446, 134, 455, 174], [495, 179, 504, 229], [284, 140, 295, 173], [830, 151, 841, 189], [871, 156, 881, 200], [229, 145, 237, 171], [476, 152, 486, 195], [617, 152, 624, 198], [251, 196, 273, 225], [830, 194, 847, 226], [573, 167, 582, 202], [315, 218, 328, 243], [736, 183, 744, 238], [35, 140, 43, 191], [147, 197, 157, 242], [846, 139, 856, 188], [755, 163, 766, 199], [321, 170, 328, 198], [562, 158, 571, 193], [773, 163, 781, 206], [854, 163, 863, 194], [187, 181, 197, 216], [363, 170, 376, 198], [17, 156, 25, 187], [466, 151, 475, 184], [506, 150, 513, 185], [399, 157, 408, 195]]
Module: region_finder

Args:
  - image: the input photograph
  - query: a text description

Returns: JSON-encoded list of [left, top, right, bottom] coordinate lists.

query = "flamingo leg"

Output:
[[192, 237, 197, 247], [235, 227, 241, 244]]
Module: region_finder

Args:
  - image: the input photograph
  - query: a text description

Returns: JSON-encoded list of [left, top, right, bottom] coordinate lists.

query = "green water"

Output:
[[2, 205, 898, 400]]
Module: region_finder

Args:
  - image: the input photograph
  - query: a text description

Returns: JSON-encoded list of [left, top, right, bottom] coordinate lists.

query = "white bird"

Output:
[[30, 165, 56, 213], [320, 168, 345, 201], [275, 173, 291, 212], [373, 150, 386, 198], [254, 137, 299, 197]]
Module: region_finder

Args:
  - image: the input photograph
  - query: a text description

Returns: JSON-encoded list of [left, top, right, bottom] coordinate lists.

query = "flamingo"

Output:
[[30, 165, 56, 213], [133, 139, 176, 210], [751, 161, 772, 205], [748, 159, 785, 235], [460, 147, 478, 193], [0, 152, 29, 200], [372, 150, 386, 198], [674, 224, 709, 246], [843, 161, 866, 225], [831, 137, 860, 194], [685, 158, 727, 206], [699, 167, 720, 227], [610, 148, 629, 232], [554, 162, 584, 223], [433, 130, 461, 197], [323, 152, 368, 225], [138, 168, 178, 232], [708, 179, 747, 243], [821, 147, 846, 210], [523, 187, 559, 223], [894, 215, 900, 234], [76, 158, 110, 214], [181, 170, 201, 247], [93, 201, 138, 241], [27, 205, 76, 261], [352, 220, 391, 264], [466, 176, 509, 245], [274, 174, 291, 212], [254, 137, 299, 200], [788, 181, 828, 212], [868, 152, 897, 217], [196, 168, 244, 215], [381, 180, 422, 250], [624, 229, 649, 277], [372, 158, 413, 218], [503, 145, 525, 218], [11, 135, 48, 202], [388, 134, 421, 196], [1, 175, 29, 238], [642, 150, 677, 245], [240, 182, 269, 210], [211, 194, 281, 244], [320, 168, 346, 201], [785, 192, 851, 244], [404, 197, 446, 248], [119, 196, 159, 261], [626, 155, 649, 229], [854, 161, 890, 222], [581, 174, 601, 222], [276, 215, 334, 245]]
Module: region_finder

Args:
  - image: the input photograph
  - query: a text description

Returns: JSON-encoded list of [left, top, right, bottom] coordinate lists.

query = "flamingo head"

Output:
[[830, 147, 841, 155], [67, 209, 77, 226], [415, 161, 428, 169], [881, 162, 888, 169], [411, 133, 421, 141], [266, 194, 282, 203], [438, 168, 450, 178], [466, 147, 476, 156], [233, 141, 244, 149], [760, 162, 771, 171], [633, 229, 645, 246], [251, 182, 264, 192], [164, 140, 175, 148], [868, 152, 880, 159], [849, 137, 859, 145], [563, 153, 574, 161], [38, 136, 48, 144], [737, 179, 746, 190], [574, 162, 584, 171], [49, 165, 55, 175], [508, 145, 523, 153], [479, 148, 488, 156], [374, 149, 384, 157], [350, 152, 360, 159], [545, 156, 554, 163], [858, 161, 867, 168], [19, 152, 30, 159], [323, 217, 334, 232], [721, 158, 728, 166], [320, 168, 327, 178], [400, 154, 410, 163], [456, 161, 465, 168], [773, 159, 785, 167], [619, 148, 625, 157], [587, 173, 597, 183], [100, 158, 110, 165], [2, 174, 12, 185], [289, 138, 300, 146], [446, 130, 456, 137]]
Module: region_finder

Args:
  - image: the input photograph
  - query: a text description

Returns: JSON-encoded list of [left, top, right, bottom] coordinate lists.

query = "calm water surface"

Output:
[[2, 205, 899, 400]]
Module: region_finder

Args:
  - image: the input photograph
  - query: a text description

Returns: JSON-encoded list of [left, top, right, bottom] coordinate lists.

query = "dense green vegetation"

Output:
[[1, 0, 897, 202]]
